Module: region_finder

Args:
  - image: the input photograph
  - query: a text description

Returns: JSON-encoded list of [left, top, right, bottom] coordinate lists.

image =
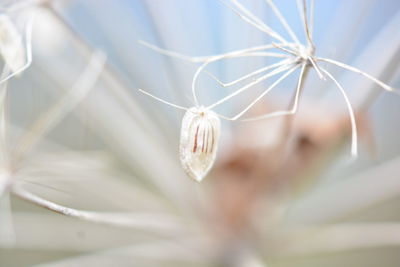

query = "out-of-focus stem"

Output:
[[12, 185, 185, 234], [12, 51, 106, 166], [6, 0, 47, 12], [46, 6, 167, 140], [360, 46, 400, 111], [274, 223, 400, 256], [0, 68, 10, 165]]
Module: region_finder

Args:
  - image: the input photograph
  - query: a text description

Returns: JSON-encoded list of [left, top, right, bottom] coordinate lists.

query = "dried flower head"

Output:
[[142, 0, 397, 159]]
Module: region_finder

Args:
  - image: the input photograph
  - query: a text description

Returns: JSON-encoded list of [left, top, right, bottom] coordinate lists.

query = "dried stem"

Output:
[[12, 186, 185, 234]]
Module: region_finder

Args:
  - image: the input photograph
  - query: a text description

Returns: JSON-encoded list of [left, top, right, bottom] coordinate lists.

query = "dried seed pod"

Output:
[[0, 14, 25, 73], [180, 107, 220, 182]]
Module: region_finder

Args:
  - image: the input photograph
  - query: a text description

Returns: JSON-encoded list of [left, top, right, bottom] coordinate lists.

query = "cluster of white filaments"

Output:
[[0, 12, 33, 84], [0, 6, 34, 194], [139, 0, 395, 182]]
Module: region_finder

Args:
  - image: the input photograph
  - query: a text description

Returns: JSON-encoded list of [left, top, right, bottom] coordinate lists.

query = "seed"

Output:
[[179, 107, 220, 182]]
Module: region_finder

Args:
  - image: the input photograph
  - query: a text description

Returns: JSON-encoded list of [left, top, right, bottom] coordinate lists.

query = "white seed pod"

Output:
[[179, 107, 221, 182], [0, 14, 25, 73]]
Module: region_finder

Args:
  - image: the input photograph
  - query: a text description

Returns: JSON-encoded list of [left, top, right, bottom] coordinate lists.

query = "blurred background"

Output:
[[1, 0, 400, 266]]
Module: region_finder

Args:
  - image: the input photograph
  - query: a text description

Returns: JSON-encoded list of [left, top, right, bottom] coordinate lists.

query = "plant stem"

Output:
[[12, 185, 185, 234]]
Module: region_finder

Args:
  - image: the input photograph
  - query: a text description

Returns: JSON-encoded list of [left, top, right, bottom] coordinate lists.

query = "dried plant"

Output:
[[1, 0, 400, 267], [140, 0, 396, 161]]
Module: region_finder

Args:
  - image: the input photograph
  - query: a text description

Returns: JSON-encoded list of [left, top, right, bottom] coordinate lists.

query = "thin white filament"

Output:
[[296, 0, 313, 47], [205, 58, 292, 88], [321, 67, 357, 157], [243, 63, 307, 121], [264, 0, 301, 45], [138, 41, 276, 63], [223, 0, 288, 44], [316, 57, 394, 92], [309, 0, 315, 39], [207, 61, 296, 110], [218, 65, 300, 121], [272, 43, 299, 57], [138, 89, 188, 111], [191, 52, 289, 105], [308, 56, 325, 80]]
